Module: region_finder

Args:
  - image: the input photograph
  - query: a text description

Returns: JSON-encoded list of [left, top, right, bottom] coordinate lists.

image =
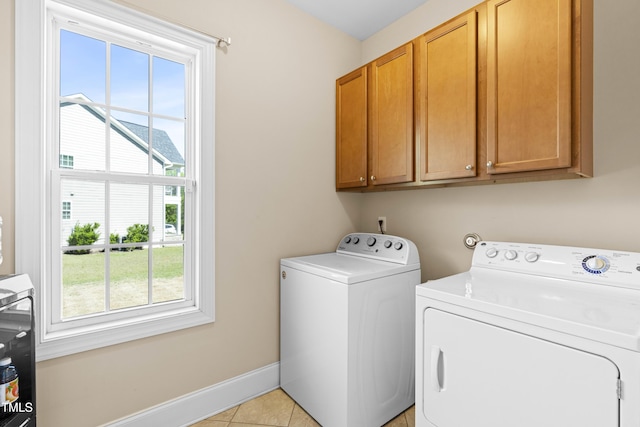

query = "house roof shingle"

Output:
[[61, 94, 185, 168], [119, 121, 185, 166]]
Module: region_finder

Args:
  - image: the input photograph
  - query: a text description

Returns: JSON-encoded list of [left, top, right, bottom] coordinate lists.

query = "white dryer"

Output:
[[416, 241, 640, 427], [280, 233, 420, 427]]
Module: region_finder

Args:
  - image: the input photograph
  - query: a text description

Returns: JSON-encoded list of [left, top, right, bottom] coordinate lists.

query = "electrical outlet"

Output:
[[377, 216, 387, 233]]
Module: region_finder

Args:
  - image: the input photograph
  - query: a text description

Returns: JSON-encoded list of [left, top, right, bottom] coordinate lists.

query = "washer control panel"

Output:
[[474, 241, 640, 290], [337, 233, 419, 265]]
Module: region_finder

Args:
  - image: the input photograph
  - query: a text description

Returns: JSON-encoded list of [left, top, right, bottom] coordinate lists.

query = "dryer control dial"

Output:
[[367, 237, 376, 247], [582, 255, 610, 274]]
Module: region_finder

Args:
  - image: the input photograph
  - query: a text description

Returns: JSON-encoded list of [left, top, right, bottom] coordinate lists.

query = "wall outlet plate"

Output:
[[378, 216, 387, 233]]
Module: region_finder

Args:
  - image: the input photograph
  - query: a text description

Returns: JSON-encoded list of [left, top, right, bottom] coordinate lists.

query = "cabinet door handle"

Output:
[[430, 345, 444, 392], [359, 177, 365, 183], [486, 161, 494, 168], [465, 165, 473, 171], [370, 175, 376, 181]]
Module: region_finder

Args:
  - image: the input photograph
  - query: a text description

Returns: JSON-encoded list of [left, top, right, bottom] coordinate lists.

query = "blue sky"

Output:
[[60, 29, 186, 156]]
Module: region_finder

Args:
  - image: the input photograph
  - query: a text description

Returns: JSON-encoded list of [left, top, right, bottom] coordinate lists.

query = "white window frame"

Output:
[[15, 0, 216, 361]]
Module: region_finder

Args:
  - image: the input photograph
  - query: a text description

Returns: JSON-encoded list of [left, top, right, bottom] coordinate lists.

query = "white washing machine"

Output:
[[280, 233, 420, 427], [416, 241, 640, 427]]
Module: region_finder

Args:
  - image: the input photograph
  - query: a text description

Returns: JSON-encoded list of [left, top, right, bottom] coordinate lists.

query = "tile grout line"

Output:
[[285, 401, 295, 427]]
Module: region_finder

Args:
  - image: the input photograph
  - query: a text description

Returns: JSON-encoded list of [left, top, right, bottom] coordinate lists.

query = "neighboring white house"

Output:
[[59, 94, 184, 246]]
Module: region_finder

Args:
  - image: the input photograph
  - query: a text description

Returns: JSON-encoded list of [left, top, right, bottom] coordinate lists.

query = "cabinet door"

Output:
[[336, 67, 368, 189], [486, 0, 572, 174], [419, 11, 477, 181], [421, 309, 619, 427], [369, 44, 414, 186]]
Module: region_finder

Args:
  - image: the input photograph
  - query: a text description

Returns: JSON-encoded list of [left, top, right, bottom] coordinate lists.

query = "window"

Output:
[[61, 201, 71, 220], [15, 0, 215, 361], [59, 154, 74, 168]]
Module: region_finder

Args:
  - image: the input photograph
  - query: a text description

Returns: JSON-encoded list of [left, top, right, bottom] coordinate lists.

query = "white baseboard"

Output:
[[107, 362, 280, 427]]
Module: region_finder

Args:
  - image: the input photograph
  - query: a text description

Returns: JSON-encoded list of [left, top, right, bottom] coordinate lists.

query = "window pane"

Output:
[[111, 44, 149, 112], [60, 30, 106, 103], [110, 248, 149, 310], [62, 250, 106, 318], [110, 182, 150, 247], [59, 154, 74, 169], [153, 56, 185, 117], [162, 185, 184, 240], [60, 101, 106, 171], [110, 111, 152, 174], [153, 118, 185, 176], [61, 179, 106, 319], [62, 201, 72, 220], [60, 180, 105, 247], [152, 244, 184, 304]]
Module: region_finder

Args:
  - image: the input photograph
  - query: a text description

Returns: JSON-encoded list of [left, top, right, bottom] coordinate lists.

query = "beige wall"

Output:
[[1, 0, 362, 425], [2, 0, 640, 425], [358, 0, 640, 280]]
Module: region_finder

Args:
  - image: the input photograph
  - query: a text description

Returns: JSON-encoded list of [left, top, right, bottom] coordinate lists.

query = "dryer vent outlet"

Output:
[[378, 217, 387, 233]]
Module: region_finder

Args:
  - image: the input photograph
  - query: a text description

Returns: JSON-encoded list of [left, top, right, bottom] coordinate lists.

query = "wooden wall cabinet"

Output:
[[484, 0, 593, 179], [336, 43, 414, 189], [486, 0, 572, 175], [336, 0, 592, 192], [369, 43, 414, 187], [336, 67, 368, 189], [417, 10, 478, 182]]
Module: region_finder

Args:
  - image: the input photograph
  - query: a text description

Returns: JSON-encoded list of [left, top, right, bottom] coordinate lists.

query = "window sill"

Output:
[[37, 305, 214, 361]]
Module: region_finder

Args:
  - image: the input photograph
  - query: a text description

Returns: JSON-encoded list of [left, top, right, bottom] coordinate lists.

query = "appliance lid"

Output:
[[0, 274, 34, 307], [417, 267, 640, 352], [282, 252, 420, 284]]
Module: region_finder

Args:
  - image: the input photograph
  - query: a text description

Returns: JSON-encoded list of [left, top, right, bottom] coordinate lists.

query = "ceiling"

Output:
[[285, 0, 429, 41]]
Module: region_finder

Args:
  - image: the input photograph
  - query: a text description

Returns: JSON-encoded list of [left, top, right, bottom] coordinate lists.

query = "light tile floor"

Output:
[[191, 388, 415, 427]]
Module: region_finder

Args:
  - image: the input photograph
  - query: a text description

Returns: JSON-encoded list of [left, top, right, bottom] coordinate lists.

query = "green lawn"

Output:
[[62, 246, 184, 318]]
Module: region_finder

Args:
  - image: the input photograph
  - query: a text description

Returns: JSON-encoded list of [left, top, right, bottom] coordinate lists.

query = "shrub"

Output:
[[126, 224, 149, 250], [66, 222, 101, 254], [109, 233, 121, 251]]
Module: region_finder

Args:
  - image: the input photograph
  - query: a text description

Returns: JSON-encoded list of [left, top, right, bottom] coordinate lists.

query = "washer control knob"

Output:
[[525, 252, 539, 263], [367, 237, 376, 247], [345, 236, 352, 244], [384, 240, 392, 248], [485, 248, 498, 258], [394, 242, 403, 250], [352, 237, 360, 244], [504, 250, 518, 260]]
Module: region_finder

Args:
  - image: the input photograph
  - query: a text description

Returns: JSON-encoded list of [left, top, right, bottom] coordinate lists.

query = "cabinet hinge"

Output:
[[617, 379, 623, 400]]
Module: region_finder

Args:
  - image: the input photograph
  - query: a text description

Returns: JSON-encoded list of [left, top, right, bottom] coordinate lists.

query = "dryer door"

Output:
[[421, 308, 619, 427]]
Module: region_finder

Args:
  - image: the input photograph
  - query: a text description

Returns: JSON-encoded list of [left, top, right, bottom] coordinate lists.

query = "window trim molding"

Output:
[[15, 0, 216, 361]]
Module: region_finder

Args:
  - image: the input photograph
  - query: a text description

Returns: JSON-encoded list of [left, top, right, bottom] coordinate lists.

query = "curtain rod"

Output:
[[110, 0, 231, 48], [216, 37, 231, 47]]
